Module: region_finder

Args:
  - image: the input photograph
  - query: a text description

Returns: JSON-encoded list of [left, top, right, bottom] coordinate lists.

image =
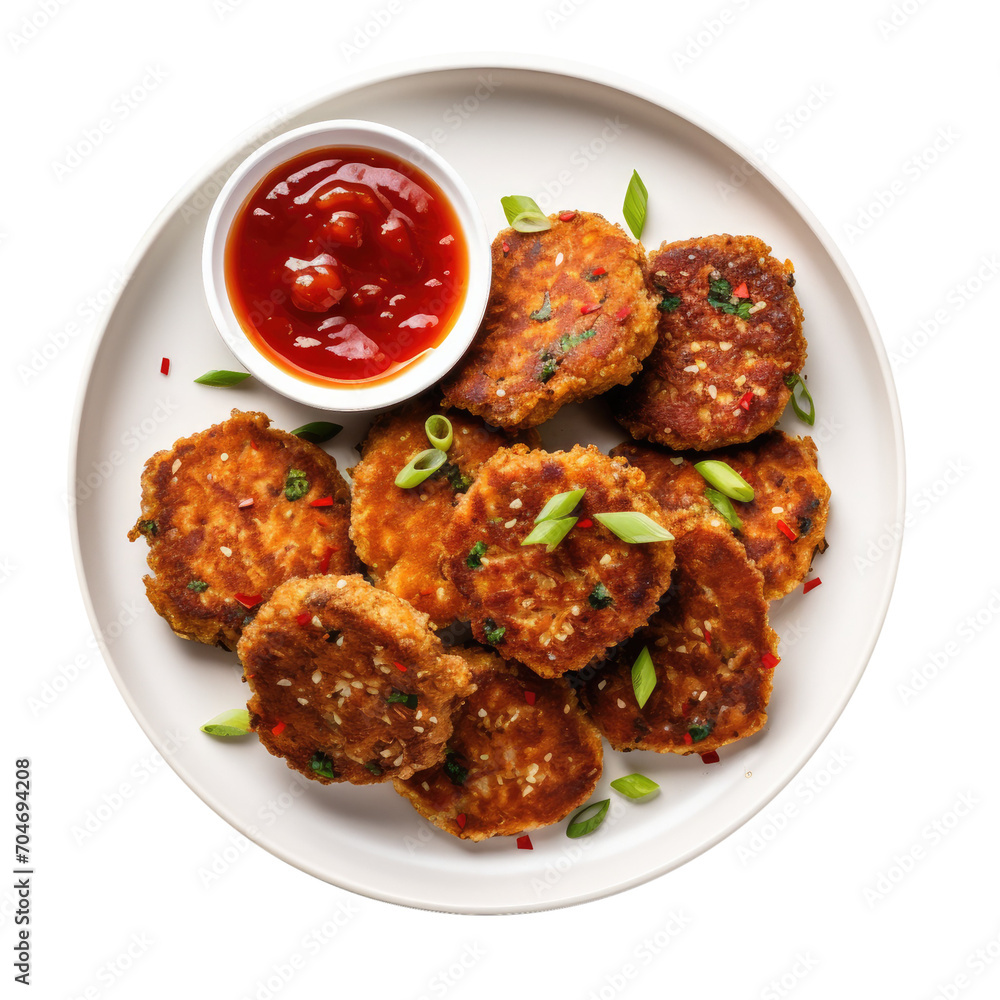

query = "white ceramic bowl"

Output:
[[202, 119, 491, 411]]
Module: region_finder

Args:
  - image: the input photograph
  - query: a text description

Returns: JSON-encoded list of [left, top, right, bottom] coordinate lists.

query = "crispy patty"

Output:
[[612, 432, 830, 600], [577, 517, 777, 755], [394, 646, 603, 840], [349, 396, 538, 627], [239, 575, 475, 785], [441, 444, 674, 678], [127, 409, 353, 649], [441, 211, 658, 428], [611, 234, 806, 450]]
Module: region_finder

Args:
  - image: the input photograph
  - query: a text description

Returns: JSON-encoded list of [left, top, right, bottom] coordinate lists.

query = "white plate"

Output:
[[70, 56, 904, 914]]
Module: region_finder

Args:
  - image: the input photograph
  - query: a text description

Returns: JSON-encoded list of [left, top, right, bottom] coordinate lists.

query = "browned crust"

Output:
[[611, 234, 806, 449], [239, 575, 475, 785], [441, 444, 674, 677], [348, 395, 539, 626], [127, 409, 353, 649], [394, 647, 603, 840], [578, 517, 777, 754], [441, 212, 658, 428]]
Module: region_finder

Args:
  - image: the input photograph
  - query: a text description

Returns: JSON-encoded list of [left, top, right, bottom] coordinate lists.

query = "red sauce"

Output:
[[225, 145, 468, 384]]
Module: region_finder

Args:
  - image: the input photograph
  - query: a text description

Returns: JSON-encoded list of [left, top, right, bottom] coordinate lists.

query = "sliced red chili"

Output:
[[235, 593, 262, 609], [310, 497, 334, 507], [683, 733, 693, 746], [614, 305, 631, 323], [295, 612, 311, 626], [591, 266, 607, 276], [394, 661, 408, 672], [738, 390, 754, 411], [516, 834, 533, 850], [456, 813, 467, 830], [803, 577, 822, 594], [703, 627, 712, 646], [559, 211, 576, 222], [581, 303, 601, 315], [250, 440, 258, 450], [317, 546, 338, 574], [271, 721, 286, 735], [761, 652, 780, 670], [575, 518, 593, 528], [160, 357, 170, 375], [700, 750, 720, 764], [501, 240, 510, 255], [777, 519, 798, 541], [732, 281, 749, 299], [524, 690, 536, 706]]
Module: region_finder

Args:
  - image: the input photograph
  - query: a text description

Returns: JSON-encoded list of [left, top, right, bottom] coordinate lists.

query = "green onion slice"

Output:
[[501, 195, 551, 233], [482, 618, 506, 645], [566, 798, 611, 839], [631, 646, 656, 708], [310, 752, 336, 779], [193, 369, 251, 387], [694, 460, 754, 502], [424, 414, 453, 451], [535, 488, 586, 524], [200, 708, 252, 737], [292, 421, 342, 443], [784, 372, 816, 426], [386, 690, 417, 709], [594, 512, 674, 544], [283, 468, 310, 501], [394, 448, 448, 488], [521, 516, 577, 552], [622, 169, 648, 240], [610, 773, 660, 800], [705, 488, 743, 532]]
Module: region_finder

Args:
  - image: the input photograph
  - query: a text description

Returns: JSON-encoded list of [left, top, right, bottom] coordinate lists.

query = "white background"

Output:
[[4, 1, 996, 997]]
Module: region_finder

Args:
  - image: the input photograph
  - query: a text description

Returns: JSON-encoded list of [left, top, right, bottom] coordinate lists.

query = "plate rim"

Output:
[[67, 52, 906, 914]]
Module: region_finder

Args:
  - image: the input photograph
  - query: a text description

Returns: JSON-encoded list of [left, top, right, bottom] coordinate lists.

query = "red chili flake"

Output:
[[581, 303, 601, 315], [317, 546, 337, 574], [235, 593, 262, 609], [703, 627, 712, 646], [524, 690, 536, 706], [314, 517, 330, 528], [456, 813, 467, 830], [559, 211, 576, 222], [614, 305, 631, 323], [732, 281, 749, 299], [803, 577, 822, 594], [394, 661, 408, 672], [683, 733, 694, 746], [575, 518, 593, 529], [309, 496, 334, 507], [295, 612, 311, 626], [160, 357, 170, 375], [250, 440, 258, 450], [700, 750, 721, 764], [761, 652, 780, 670], [271, 721, 286, 736], [516, 835, 533, 850], [777, 519, 798, 541], [738, 390, 754, 411], [238, 498, 254, 509], [591, 266, 607, 276], [501, 240, 510, 255]]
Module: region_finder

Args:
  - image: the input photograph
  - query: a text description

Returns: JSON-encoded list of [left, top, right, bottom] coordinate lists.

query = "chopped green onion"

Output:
[[688, 723, 713, 742], [200, 708, 252, 737], [594, 512, 673, 544], [521, 516, 577, 552], [284, 468, 310, 501], [610, 773, 660, 800], [424, 414, 453, 451], [707, 278, 752, 319], [631, 646, 656, 708], [443, 751, 468, 786], [622, 170, 648, 240], [784, 372, 816, 426], [442, 463, 472, 492], [187, 579, 208, 592], [657, 292, 681, 312], [193, 369, 251, 387], [566, 798, 611, 838], [466, 541, 488, 569], [291, 421, 342, 443], [309, 751, 337, 779], [482, 618, 506, 645], [364, 761, 383, 777], [500, 195, 551, 233], [530, 291, 552, 322], [394, 448, 448, 488], [535, 488, 586, 524], [694, 460, 754, 502], [137, 519, 158, 537], [386, 690, 417, 709], [588, 582, 614, 609], [705, 488, 743, 532]]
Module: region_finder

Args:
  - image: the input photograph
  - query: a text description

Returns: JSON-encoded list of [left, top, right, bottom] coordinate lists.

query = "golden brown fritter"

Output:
[[128, 409, 353, 649], [394, 647, 603, 840], [440, 444, 674, 678], [239, 575, 475, 785], [578, 517, 777, 755], [612, 432, 830, 600], [441, 211, 658, 429], [349, 396, 538, 627], [611, 234, 806, 450]]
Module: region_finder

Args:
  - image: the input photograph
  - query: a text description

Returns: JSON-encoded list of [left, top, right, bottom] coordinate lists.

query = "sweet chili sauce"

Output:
[[224, 146, 469, 384]]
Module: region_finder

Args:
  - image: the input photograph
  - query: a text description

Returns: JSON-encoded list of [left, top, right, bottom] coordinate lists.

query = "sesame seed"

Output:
[[699, 690, 708, 701], [571, 605, 580, 616], [697, 360, 707, 370], [277, 679, 292, 686], [336, 636, 344, 646], [544, 752, 552, 762], [336, 579, 347, 589], [526, 775, 536, 784], [688, 254, 695, 260], [220, 546, 232, 557], [497, 776, 503, 785], [707, 385, 717, 399], [220, 453, 228, 461], [600, 554, 612, 565], [333, 713, 342, 724], [171, 459, 181, 474], [719, 341, 732, 351], [480, 753, 489, 760], [380, 749, 393, 757], [422, 781, 430, 790], [429, 716, 437, 724], [772, 506, 784, 514], [297, 697, 308, 705], [510, 498, 522, 509], [521, 786, 534, 796], [311, 615, 322, 628], [683, 364, 699, 374], [311, 670, 322, 684], [735, 375, 747, 387], [393, 755, 404, 767], [670, 456, 684, 465], [351, 680, 363, 689], [505, 518, 517, 528], [555, 252, 564, 266], [598, 679, 607, 690], [563, 704, 570, 714], [413, 726, 424, 733], [690, 341, 701, 351], [710, 519, 721, 528], [676, 645, 687, 653], [496, 388, 506, 397], [478, 708, 487, 717], [617, 698, 626, 709]]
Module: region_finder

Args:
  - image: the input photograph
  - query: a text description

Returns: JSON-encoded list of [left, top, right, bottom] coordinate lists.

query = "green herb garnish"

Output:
[[588, 582, 614, 609], [537, 327, 598, 382], [466, 541, 488, 569], [441, 462, 472, 492], [688, 723, 713, 742], [443, 751, 469, 786], [309, 751, 337, 779], [558, 327, 597, 352], [200, 708, 251, 737], [387, 690, 417, 710], [482, 618, 506, 645], [291, 421, 342, 443], [622, 169, 648, 240], [657, 292, 681, 312], [594, 512, 674, 544], [137, 519, 158, 537], [631, 646, 656, 708], [694, 460, 754, 502], [394, 448, 448, 489], [187, 579, 208, 592], [364, 761, 383, 777], [707, 278, 752, 319], [784, 372, 816, 426], [705, 488, 743, 532], [530, 291, 553, 322], [284, 468, 310, 501], [193, 369, 252, 387], [539, 353, 559, 383], [610, 773, 660, 800], [500, 194, 551, 233], [566, 798, 611, 838]]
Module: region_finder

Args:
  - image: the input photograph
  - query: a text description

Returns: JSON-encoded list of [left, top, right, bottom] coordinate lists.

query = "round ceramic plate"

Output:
[[70, 56, 903, 914]]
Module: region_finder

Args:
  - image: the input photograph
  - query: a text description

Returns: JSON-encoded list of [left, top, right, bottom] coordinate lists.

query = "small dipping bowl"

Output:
[[203, 119, 491, 411]]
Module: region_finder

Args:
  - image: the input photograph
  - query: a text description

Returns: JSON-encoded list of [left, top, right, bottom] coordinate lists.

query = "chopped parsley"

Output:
[[537, 327, 597, 383], [588, 582, 614, 609], [466, 541, 488, 569], [483, 618, 506, 645], [707, 278, 752, 319], [558, 327, 597, 353], [657, 292, 681, 312], [539, 353, 559, 383], [529, 291, 552, 322], [309, 751, 336, 780], [443, 750, 469, 786], [688, 722, 714, 742], [284, 468, 310, 501], [364, 761, 383, 777], [387, 690, 417, 709], [137, 519, 158, 537], [441, 462, 472, 492], [187, 579, 208, 592]]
